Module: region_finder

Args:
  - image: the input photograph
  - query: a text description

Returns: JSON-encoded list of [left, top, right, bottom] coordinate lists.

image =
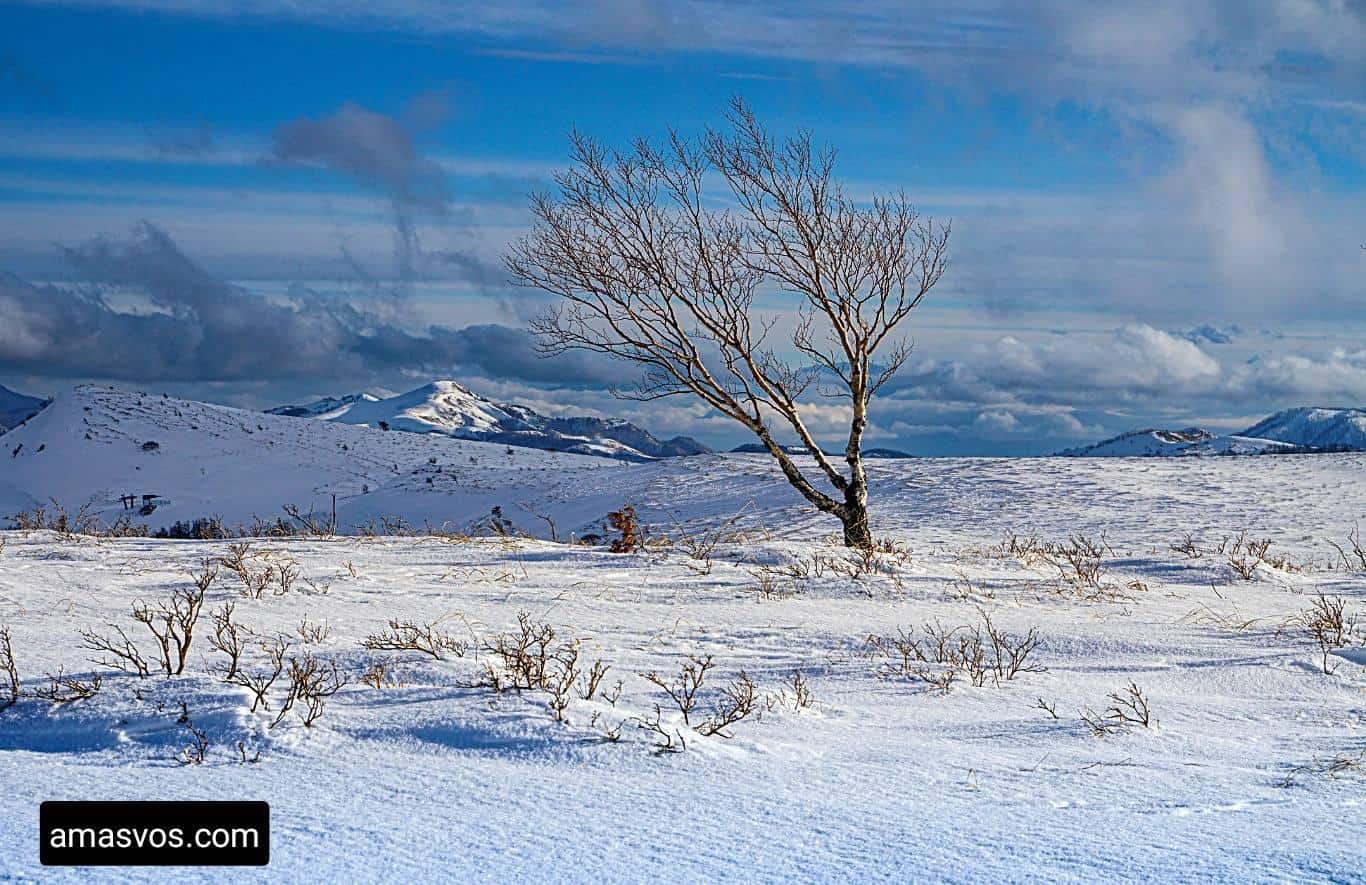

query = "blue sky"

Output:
[[1, 1, 1364, 454]]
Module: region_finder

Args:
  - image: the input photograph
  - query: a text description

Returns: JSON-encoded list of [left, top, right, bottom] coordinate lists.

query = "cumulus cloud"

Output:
[[0, 223, 614, 386]]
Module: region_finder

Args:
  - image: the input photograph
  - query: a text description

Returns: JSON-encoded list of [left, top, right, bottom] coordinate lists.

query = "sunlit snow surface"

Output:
[[0, 387, 1363, 881]]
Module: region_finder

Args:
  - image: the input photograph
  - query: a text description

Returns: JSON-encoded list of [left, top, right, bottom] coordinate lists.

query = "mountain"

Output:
[[266, 392, 381, 419], [729, 443, 914, 459], [0, 384, 48, 435], [268, 380, 711, 462], [1060, 406, 1366, 457], [1241, 407, 1366, 451], [1058, 427, 1295, 457], [0, 384, 641, 534]]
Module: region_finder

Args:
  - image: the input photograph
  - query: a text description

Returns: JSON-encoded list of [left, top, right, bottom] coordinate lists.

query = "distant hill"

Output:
[[268, 380, 711, 462], [0, 384, 632, 534], [1241, 407, 1366, 451], [0, 384, 48, 435], [1060, 407, 1366, 457], [730, 443, 913, 459]]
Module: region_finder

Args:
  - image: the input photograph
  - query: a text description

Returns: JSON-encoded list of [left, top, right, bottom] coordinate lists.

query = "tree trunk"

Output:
[[838, 499, 873, 549]]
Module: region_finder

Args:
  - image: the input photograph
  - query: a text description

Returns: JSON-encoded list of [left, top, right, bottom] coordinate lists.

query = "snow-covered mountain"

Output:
[[0, 384, 640, 534], [1061, 406, 1366, 457], [268, 380, 711, 462], [266, 392, 382, 420], [1241, 407, 1366, 451], [1058, 427, 1295, 457], [0, 384, 47, 434]]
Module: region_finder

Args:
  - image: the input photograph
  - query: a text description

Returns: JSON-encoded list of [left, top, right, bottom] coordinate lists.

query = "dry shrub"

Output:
[[208, 602, 248, 679], [1279, 750, 1366, 787], [272, 651, 346, 728], [364, 619, 467, 660], [1327, 526, 1366, 571], [296, 616, 330, 644], [1080, 681, 1153, 736], [608, 505, 641, 553], [131, 563, 214, 676], [1293, 594, 1358, 674], [361, 658, 397, 690], [225, 635, 290, 713], [867, 609, 1044, 693], [80, 623, 151, 678], [32, 668, 102, 703], [0, 627, 17, 710], [637, 655, 763, 747]]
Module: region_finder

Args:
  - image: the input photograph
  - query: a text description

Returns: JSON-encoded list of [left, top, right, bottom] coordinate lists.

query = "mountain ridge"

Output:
[[1060, 406, 1366, 457], [268, 379, 711, 462]]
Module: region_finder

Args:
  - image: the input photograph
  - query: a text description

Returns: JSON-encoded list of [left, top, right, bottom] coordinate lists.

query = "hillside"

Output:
[[1242, 406, 1366, 451], [269, 380, 711, 462], [1058, 427, 1297, 457], [0, 385, 653, 536], [1062, 406, 1366, 457], [0, 384, 47, 434]]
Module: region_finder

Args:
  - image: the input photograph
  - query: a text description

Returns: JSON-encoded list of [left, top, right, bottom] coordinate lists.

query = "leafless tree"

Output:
[[507, 98, 950, 547]]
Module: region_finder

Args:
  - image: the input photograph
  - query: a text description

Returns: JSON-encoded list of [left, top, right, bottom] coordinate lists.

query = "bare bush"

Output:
[[132, 566, 213, 676], [1327, 525, 1366, 571], [1280, 750, 1366, 787], [633, 704, 687, 754], [208, 602, 248, 679], [641, 655, 714, 727], [579, 659, 611, 701], [177, 720, 210, 766], [695, 671, 758, 738], [0, 626, 17, 710], [607, 505, 641, 554], [226, 635, 289, 713], [1170, 533, 1202, 559], [1081, 681, 1154, 736], [363, 619, 467, 660], [783, 670, 814, 710], [867, 610, 1044, 692], [360, 658, 396, 690], [282, 502, 336, 537], [276, 652, 346, 728], [1033, 697, 1060, 719], [80, 624, 151, 678], [32, 668, 102, 703], [296, 616, 330, 644], [1294, 594, 1357, 674]]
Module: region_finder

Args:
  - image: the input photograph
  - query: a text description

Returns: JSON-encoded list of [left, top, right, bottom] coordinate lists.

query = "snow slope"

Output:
[[0, 384, 46, 435], [1242, 406, 1366, 451], [0, 384, 641, 537], [270, 380, 712, 462], [1059, 427, 1297, 457], [1, 452, 1365, 880]]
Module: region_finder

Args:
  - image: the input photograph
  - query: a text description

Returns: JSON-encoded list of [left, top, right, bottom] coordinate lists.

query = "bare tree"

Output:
[[507, 98, 949, 547]]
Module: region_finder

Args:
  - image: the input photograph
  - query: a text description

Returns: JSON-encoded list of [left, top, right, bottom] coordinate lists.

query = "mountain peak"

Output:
[[268, 380, 711, 462]]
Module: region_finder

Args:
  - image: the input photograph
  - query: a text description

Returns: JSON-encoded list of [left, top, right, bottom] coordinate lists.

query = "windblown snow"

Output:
[[0, 385, 1363, 881]]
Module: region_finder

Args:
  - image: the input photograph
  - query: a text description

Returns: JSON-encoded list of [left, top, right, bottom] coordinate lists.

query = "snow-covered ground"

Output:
[[1, 443, 1364, 881]]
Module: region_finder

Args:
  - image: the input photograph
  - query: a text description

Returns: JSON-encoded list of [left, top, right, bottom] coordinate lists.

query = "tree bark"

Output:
[[838, 499, 873, 549]]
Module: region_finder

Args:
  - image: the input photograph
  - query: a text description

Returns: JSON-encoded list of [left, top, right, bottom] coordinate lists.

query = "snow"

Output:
[[1065, 407, 1366, 457], [269, 379, 712, 462], [0, 387, 1364, 880], [0, 384, 46, 435], [1244, 407, 1366, 451]]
